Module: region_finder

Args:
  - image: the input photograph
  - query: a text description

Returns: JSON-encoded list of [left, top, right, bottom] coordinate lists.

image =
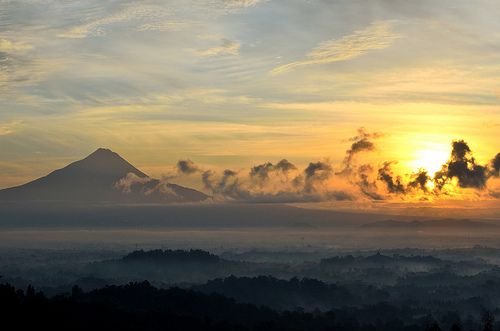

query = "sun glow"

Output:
[[410, 148, 450, 175]]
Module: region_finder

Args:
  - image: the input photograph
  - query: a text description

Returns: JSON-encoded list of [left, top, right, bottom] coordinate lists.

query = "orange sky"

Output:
[[0, 0, 499, 204]]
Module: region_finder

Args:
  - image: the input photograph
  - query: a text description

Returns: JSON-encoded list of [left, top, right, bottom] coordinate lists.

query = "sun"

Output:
[[410, 148, 450, 175]]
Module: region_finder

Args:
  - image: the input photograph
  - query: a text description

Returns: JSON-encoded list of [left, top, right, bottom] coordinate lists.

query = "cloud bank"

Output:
[[143, 129, 499, 203]]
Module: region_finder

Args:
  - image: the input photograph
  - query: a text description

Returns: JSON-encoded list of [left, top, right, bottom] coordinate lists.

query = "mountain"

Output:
[[0, 148, 209, 203]]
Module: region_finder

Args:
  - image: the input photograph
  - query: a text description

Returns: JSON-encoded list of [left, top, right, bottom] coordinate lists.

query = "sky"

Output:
[[0, 0, 499, 202]]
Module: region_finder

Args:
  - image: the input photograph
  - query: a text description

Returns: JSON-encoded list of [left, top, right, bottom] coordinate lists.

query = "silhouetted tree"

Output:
[[71, 285, 83, 300], [481, 310, 494, 331], [25, 285, 35, 299], [426, 321, 443, 331]]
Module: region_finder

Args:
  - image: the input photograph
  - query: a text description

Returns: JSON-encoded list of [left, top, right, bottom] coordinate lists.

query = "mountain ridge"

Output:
[[0, 148, 208, 203]]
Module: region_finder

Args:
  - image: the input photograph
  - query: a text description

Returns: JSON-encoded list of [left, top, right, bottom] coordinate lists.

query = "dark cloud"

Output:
[[276, 159, 297, 173], [177, 159, 200, 175], [304, 161, 332, 180], [375, 164, 430, 196], [202, 168, 245, 199], [339, 127, 383, 175], [291, 175, 304, 188], [360, 187, 384, 200], [201, 170, 216, 191], [378, 162, 405, 194], [407, 169, 430, 192], [197, 159, 348, 203], [250, 159, 297, 182], [434, 140, 489, 189], [355, 164, 384, 200], [249, 162, 275, 181], [303, 161, 332, 193], [220, 183, 248, 201], [223, 169, 237, 177], [357, 163, 373, 174], [350, 139, 375, 154], [451, 140, 470, 159], [202, 169, 237, 191], [491, 153, 500, 177]]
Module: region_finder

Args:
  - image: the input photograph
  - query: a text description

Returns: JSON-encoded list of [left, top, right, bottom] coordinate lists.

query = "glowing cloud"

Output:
[[161, 132, 499, 202]]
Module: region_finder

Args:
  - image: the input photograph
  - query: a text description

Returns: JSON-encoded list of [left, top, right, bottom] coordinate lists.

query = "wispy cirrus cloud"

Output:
[[271, 21, 401, 75], [221, 0, 264, 9], [0, 38, 57, 92], [0, 120, 23, 136], [56, 0, 265, 39], [0, 39, 32, 52], [197, 39, 241, 57], [57, 4, 173, 38]]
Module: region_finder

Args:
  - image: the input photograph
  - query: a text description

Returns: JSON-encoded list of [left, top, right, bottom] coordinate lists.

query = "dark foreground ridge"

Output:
[[1, 281, 495, 331]]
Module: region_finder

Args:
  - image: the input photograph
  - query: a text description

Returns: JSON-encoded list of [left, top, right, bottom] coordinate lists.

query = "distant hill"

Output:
[[0, 148, 208, 203], [121, 249, 221, 264], [320, 252, 441, 267], [361, 219, 499, 230]]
